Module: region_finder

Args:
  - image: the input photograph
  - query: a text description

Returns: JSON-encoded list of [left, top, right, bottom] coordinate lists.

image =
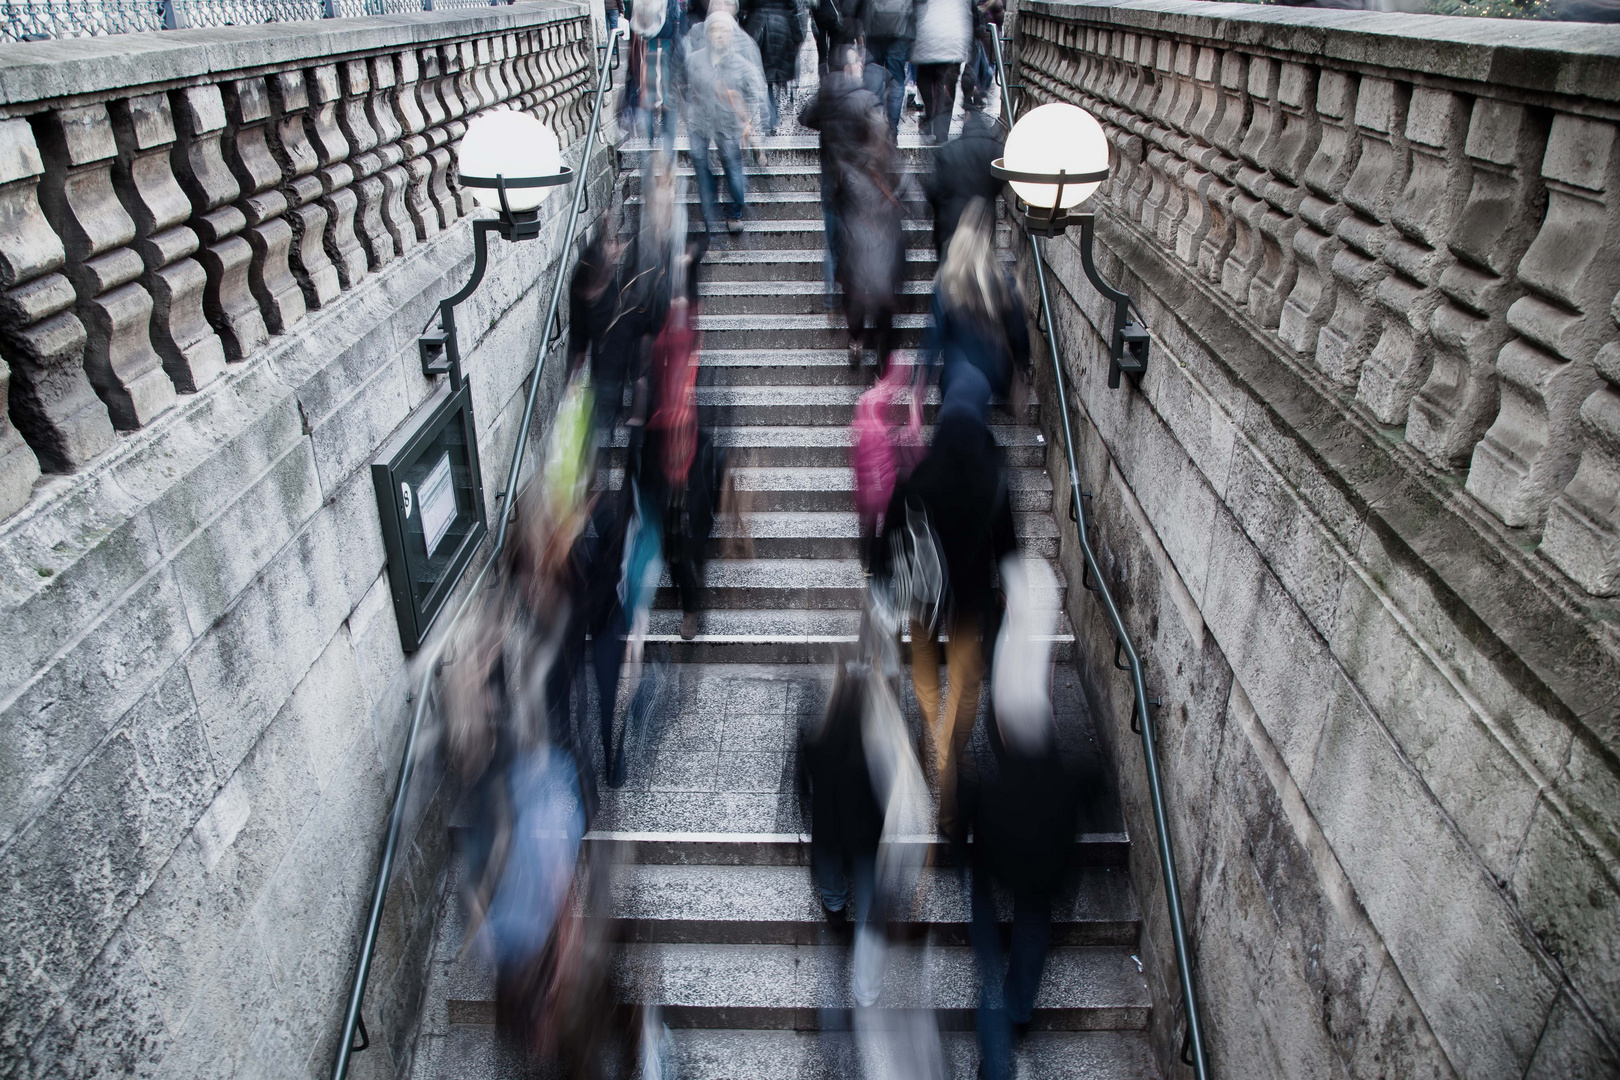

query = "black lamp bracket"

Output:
[[989, 158, 1149, 388], [420, 169, 573, 386]]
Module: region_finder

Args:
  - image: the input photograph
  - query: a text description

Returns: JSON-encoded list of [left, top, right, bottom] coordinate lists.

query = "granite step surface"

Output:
[[702, 247, 939, 281]]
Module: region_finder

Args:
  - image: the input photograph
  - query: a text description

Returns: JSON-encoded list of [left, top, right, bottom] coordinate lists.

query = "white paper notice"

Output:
[[419, 452, 456, 558]]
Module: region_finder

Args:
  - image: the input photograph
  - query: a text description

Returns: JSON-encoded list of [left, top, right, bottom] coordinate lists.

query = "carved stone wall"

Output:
[[1011, 3, 1620, 1078], [0, 6, 611, 1078]]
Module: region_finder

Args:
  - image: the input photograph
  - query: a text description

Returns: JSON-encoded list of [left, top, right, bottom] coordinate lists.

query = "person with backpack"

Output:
[[741, 0, 804, 133], [861, 0, 914, 136], [809, 0, 858, 74], [832, 108, 907, 376], [909, 0, 972, 143], [876, 381, 1017, 841], [920, 198, 1030, 422]]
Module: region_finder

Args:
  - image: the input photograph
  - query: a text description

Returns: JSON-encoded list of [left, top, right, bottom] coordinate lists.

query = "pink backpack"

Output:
[[850, 366, 924, 532]]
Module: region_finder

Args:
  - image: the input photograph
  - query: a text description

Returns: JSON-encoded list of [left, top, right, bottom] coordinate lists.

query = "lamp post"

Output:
[[990, 102, 1150, 390], [418, 107, 574, 388]]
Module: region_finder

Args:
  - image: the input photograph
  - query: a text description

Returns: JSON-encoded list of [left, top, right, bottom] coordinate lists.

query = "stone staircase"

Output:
[[407, 134, 1160, 1080]]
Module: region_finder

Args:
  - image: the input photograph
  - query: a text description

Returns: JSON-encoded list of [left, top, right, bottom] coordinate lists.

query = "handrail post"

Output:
[[990, 29, 1211, 1080], [327, 27, 626, 1080]]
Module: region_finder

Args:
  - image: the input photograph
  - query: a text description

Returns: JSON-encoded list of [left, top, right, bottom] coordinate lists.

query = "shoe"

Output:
[[821, 901, 848, 924], [680, 611, 699, 640], [726, 217, 744, 234], [848, 341, 863, 369]]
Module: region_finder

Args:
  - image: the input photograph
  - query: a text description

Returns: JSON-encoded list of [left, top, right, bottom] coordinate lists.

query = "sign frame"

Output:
[[370, 380, 488, 653]]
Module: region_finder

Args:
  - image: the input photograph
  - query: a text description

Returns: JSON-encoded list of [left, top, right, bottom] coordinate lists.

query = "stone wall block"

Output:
[[305, 64, 367, 292], [1218, 56, 1280, 303], [337, 60, 395, 272], [1316, 79, 1412, 387], [223, 77, 305, 338], [109, 93, 226, 395], [1249, 62, 1322, 328], [1410, 100, 1549, 468], [0, 117, 112, 476], [1468, 116, 1620, 532], [1357, 87, 1471, 426], [172, 85, 268, 362], [32, 105, 175, 429], [1278, 69, 1361, 355], [1541, 304, 1620, 594], [266, 70, 340, 311]]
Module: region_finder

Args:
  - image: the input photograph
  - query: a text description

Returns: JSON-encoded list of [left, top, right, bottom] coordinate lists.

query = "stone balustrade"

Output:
[[0, 4, 595, 522], [1016, 0, 1620, 598]]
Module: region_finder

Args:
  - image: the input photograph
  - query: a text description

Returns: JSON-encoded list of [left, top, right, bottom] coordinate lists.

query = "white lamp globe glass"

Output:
[[1003, 103, 1109, 210], [458, 109, 563, 212]]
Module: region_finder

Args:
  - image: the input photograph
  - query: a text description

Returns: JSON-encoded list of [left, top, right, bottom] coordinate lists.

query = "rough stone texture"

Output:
[[1014, 2, 1620, 1078], [0, 9, 614, 1076]]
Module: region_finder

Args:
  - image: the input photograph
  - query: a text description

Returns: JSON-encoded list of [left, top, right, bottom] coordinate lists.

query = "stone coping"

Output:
[[0, 0, 589, 109], [1021, 0, 1620, 105]]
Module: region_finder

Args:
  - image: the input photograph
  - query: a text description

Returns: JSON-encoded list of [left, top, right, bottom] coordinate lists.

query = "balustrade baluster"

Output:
[[1542, 293, 1620, 594], [394, 50, 441, 244], [1248, 62, 1321, 328], [1467, 115, 1620, 531], [224, 77, 307, 335], [34, 104, 177, 427], [1315, 78, 1411, 387], [1409, 101, 1548, 467], [305, 64, 368, 291], [1193, 51, 1248, 283], [1219, 57, 1279, 303], [0, 118, 112, 479], [109, 92, 227, 392], [416, 48, 459, 231], [1172, 47, 1226, 266], [338, 60, 395, 271], [368, 54, 416, 259], [268, 70, 341, 310], [1356, 87, 1472, 425]]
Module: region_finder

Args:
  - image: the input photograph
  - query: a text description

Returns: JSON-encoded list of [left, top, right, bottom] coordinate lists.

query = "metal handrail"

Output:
[[987, 29, 1211, 1080], [329, 24, 625, 1080]]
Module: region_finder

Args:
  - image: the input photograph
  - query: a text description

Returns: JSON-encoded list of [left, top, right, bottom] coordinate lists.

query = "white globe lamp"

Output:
[[1000, 102, 1110, 211], [457, 109, 568, 218]]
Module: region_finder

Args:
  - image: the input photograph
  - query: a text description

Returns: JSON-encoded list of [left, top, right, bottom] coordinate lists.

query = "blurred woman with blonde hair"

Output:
[[921, 197, 1030, 420]]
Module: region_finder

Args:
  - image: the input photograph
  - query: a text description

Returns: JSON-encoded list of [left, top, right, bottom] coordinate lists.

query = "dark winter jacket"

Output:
[[965, 741, 1076, 898], [879, 409, 1017, 620], [799, 659, 884, 858], [798, 71, 881, 182], [742, 0, 804, 83], [923, 110, 1004, 253], [920, 269, 1031, 417]]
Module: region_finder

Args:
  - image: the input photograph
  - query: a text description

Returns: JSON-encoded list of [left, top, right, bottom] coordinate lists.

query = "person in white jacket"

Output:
[[908, 0, 971, 143]]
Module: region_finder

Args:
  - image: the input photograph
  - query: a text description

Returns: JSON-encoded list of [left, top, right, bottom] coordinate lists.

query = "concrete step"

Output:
[[629, 189, 934, 222], [447, 941, 1151, 1030], [702, 247, 938, 282], [695, 349, 927, 386], [691, 382, 1039, 426], [699, 280, 933, 315], [622, 163, 934, 195], [421, 1024, 1160, 1080], [653, 420, 1046, 468], [619, 134, 944, 169], [621, 216, 943, 251], [726, 465, 1052, 513], [629, 607, 1073, 664], [601, 863, 1138, 947], [650, 556, 1067, 612], [582, 829, 1131, 869], [709, 510, 1059, 560], [696, 312, 929, 350]]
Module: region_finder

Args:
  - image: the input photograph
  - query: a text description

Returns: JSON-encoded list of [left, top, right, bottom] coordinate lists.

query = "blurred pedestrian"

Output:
[[809, 0, 858, 74], [910, 0, 971, 143], [632, 0, 684, 151], [920, 198, 1029, 421], [742, 0, 804, 133], [799, 652, 884, 933], [968, 0, 1002, 109], [567, 224, 629, 434], [862, 0, 914, 135], [799, 44, 882, 308], [833, 109, 906, 375], [967, 556, 1072, 1080], [878, 390, 1017, 840], [684, 11, 768, 234], [921, 101, 1002, 256]]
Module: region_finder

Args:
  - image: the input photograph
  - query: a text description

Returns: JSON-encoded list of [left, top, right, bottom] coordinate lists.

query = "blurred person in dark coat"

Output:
[[921, 103, 1002, 256], [963, 555, 1072, 1080], [832, 108, 907, 376], [799, 45, 883, 308], [877, 386, 1017, 840], [742, 0, 805, 132], [799, 653, 885, 929]]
